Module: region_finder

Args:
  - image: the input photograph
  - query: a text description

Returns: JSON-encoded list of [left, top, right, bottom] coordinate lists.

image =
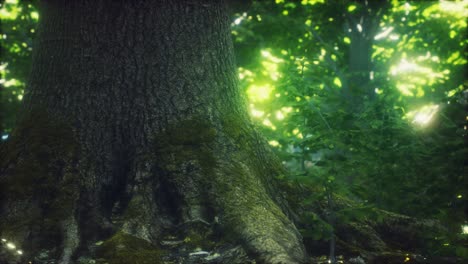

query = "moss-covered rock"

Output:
[[185, 232, 211, 249], [95, 232, 163, 264]]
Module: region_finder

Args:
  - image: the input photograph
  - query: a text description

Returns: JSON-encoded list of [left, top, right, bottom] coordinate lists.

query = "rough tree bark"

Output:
[[0, 0, 305, 263]]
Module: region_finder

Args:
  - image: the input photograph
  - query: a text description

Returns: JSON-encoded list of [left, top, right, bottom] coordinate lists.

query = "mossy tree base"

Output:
[[0, 111, 306, 263]]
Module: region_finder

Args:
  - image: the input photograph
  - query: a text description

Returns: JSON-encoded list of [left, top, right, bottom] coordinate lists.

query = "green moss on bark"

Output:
[[210, 154, 305, 263], [220, 113, 252, 147], [147, 115, 305, 262], [0, 109, 79, 249], [152, 116, 217, 174], [163, 118, 217, 145]]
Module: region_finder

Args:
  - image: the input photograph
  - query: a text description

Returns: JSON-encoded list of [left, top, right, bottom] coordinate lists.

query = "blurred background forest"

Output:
[[1, 0, 467, 260]]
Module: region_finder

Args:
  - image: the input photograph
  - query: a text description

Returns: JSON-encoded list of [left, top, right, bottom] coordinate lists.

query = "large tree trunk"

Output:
[[0, 1, 305, 263]]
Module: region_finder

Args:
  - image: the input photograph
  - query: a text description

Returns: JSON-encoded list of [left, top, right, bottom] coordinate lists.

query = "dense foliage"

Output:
[[0, 0, 36, 134], [231, 0, 467, 258], [1, 0, 467, 260]]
